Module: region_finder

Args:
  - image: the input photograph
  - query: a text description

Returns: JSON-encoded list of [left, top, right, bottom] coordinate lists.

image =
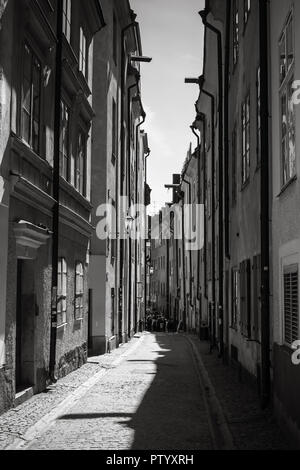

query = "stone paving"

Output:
[[189, 335, 292, 450], [0, 332, 293, 450], [0, 336, 142, 449], [27, 333, 213, 450]]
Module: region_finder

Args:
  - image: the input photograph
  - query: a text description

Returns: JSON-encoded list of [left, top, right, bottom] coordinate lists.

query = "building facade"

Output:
[[89, 0, 149, 355], [0, 0, 105, 413]]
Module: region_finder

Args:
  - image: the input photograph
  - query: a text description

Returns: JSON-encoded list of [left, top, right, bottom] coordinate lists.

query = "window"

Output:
[[79, 26, 88, 79], [253, 255, 261, 341], [75, 130, 87, 196], [231, 268, 239, 329], [22, 43, 41, 153], [256, 67, 261, 167], [60, 100, 70, 181], [232, 125, 237, 205], [279, 13, 295, 186], [233, 0, 239, 66], [244, 0, 251, 27], [62, 0, 71, 42], [58, 258, 67, 326], [112, 98, 118, 160], [240, 260, 251, 338], [113, 13, 117, 65], [242, 93, 250, 185], [283, 265, 299, 346], [75, 262, 84, 320]]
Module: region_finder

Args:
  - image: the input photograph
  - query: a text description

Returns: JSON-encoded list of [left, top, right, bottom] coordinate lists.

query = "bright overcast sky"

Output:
[[131, 0, 205, 214]]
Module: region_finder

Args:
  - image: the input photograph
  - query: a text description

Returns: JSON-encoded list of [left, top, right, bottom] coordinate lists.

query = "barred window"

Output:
[[75, 262, 84, 320], [284, 265, 299, 346], [22, 43, 41, 154], [58, 258, 67, 326]]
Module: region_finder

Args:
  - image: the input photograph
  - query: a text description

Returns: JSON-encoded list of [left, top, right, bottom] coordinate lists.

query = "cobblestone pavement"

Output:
[[0, 333, 292, 450], [0, 335, 142, 450], [189, 336, 292, 450], [27, 333, 213, 450]]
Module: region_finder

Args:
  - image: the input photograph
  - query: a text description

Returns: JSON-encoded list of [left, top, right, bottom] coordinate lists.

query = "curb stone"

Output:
[[184, 335, 236, 450]]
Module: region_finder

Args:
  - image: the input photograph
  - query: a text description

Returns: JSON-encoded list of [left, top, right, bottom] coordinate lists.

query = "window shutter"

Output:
[[284, 265, 299, 345], [240, 261, 246, 335]]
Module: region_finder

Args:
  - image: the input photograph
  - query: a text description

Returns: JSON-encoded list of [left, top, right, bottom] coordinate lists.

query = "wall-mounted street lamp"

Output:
[[130, 55, 152, 63]]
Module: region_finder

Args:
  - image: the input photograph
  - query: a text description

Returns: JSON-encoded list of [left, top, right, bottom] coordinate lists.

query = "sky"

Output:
[[130, 0, 205, 214]]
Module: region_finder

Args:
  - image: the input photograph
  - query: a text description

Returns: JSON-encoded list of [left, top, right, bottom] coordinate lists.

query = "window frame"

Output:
[[233, 0, 239, 67], [241, 92, 251, 187], [243, 0, 251, 29], [256, 66, 261, 168], [57, 258, 67, 327], [75, 261, 84, 321], [279, 11, 296, 188], [75, 127, 87, 197], [231, 267, 239, 330], [79, 25, 89, 80], [60, 99, 71, 182], [21, 42, 42, 154], [62, 0, 72, 43], [232, 124, 237, 205]]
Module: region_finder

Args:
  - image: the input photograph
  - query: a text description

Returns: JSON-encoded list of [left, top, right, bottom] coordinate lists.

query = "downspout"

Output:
[[182, 176, 192, 331], [198, 113, 208, 301], [200, 10, 224, 357], [127, 80, 139, 337], [119, 17, 138, 343], [134, 107, 146, 333], [49, 0, 63, 383], [201, 84, 216, 348], [224, 1, 231, 260], [144, 150, 150, 326], [224, 0, 231, 362], [191, 125, 201, 303], [259, 0, 270, 409]]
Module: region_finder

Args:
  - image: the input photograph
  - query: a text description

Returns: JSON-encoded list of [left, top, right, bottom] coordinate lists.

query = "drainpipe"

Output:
[[133, 107, 146, 333], [198, 113, 208, 301], [49, 0, 63, 383], [191, 125, 201, 302], [127, 80, 139, 337], [144, 150, 150, 326], [201, 83, 216, 349], [224, 1, 231, 261], [199, 9, 224, 357], [119, 17, 138, 343], [259, 0, 270, 409], [182, 176, 192, 331]]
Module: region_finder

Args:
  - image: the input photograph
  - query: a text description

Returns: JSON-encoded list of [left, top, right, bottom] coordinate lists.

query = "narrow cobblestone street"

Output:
[[0, 333, 291, 451]]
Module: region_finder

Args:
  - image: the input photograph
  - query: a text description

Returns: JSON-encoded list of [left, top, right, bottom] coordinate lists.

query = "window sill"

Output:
[[57, 322, 67, 330], [277, 175, 297, 198]]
